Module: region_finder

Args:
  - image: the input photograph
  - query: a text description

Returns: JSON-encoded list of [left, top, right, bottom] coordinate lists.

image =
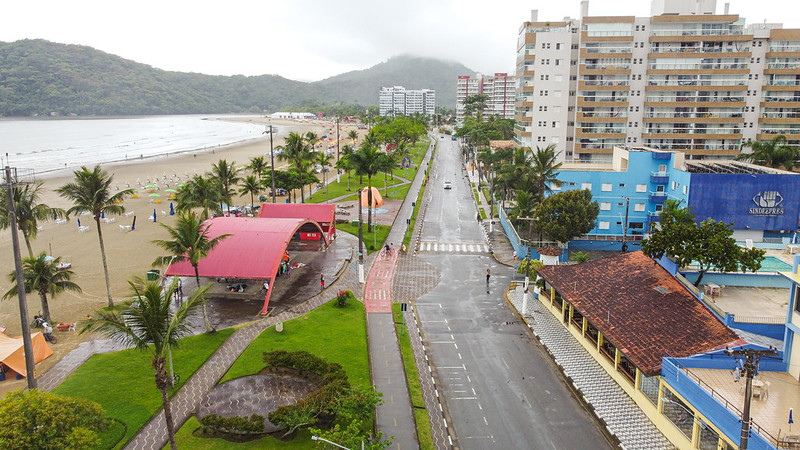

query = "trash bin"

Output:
[[146, 269, 160, 281], [276, 322, 284, 333]]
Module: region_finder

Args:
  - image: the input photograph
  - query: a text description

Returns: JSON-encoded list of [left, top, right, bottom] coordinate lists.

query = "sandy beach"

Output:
[[0, 117, 364, 393]]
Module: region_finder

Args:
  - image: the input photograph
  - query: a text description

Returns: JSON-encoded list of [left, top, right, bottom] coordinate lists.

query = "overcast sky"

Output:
[[0, 0, 795, 82]]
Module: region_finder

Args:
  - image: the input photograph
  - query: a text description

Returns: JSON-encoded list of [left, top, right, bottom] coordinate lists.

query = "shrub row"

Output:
[[200, 413, 265, 435]]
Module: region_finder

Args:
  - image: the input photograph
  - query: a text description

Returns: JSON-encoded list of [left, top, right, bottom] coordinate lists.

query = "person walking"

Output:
[[486, 268, 491, 293], [320, 273, 325, 290]]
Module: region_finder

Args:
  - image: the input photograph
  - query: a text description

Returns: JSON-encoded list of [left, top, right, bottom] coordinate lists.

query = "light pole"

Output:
[[265, 123, 276, 203], [311, 435, 352, 450], [516, 216, 537, 316], [4, 164, 37, 388], [724, 347, 778, 450], [621, 196, 629, 251], [357, 188, 365, 283]]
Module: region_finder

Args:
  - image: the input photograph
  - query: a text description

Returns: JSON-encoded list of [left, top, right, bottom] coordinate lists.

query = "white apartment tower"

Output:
[[456, 73, 516, 123], [515, 0, 800, 162], [379, 86, 436, 117]]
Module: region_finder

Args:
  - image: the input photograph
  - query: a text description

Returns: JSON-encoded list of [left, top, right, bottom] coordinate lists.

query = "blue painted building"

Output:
[[551, 147, 800, 250]]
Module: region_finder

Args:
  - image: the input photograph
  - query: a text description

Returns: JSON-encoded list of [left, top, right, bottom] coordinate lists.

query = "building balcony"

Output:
[[650, 172, 670, 184], [649, 192, 667, 203], [647, 211, 661, 223]]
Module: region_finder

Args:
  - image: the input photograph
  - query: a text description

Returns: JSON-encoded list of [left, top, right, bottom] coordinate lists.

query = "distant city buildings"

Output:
[[456, 73, 516, 123], [514, 0, 800, 163], [378, 86, 436, 117]]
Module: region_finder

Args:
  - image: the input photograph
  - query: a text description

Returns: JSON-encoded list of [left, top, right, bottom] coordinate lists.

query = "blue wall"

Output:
[[682, 272, 792, 288], [662, 357, 779, 450], [688, 173, 800, 231], [724, 314, 786, 340]]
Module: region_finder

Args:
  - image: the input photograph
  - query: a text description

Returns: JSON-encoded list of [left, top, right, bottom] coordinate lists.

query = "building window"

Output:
[[634, 203, 645, 212], [683, 185, 688, 195], [600, 202, 611, 211], [671, 181, 677, 190], [636, 184, 647, 192], [553, 121, 560, 128], [639, 375, 659, 405], [551, 182, 562, 191], [598, 221, 610, 230], [630, 222, 644, 230], [662, 389, 695, 439], [601, 183, 612, 192], [697, 417, 722, 450], [581, 183, 592, 191]]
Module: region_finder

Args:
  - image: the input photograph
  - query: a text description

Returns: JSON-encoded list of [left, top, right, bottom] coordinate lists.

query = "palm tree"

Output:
[[152, 213, 230, 333], [278, 132, 312, 203], [529, 145, 562, 203], [3, 253, 81, 324], [314, 152, 333, 197], [57, 166, 133, 308], [0, 182, 65, 258], [81, 278, 208, 450], [210, 159, 241, 208], [175, 175, 221, 220], [347, 130, 359, 145], [239, 175, 261, 209], [737, 135, 800, 170], [336, 145, 355, 191], [349, 144, 392, 231], [305, 131, 319, 151], [247, 156, 268, 182]]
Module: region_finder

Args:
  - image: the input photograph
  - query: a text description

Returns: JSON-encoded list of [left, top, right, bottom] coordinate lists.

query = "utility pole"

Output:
[[4, 164, 37, 388], [621, 196, 630, 252], [357, 188, 365, 283], [265, 124, 276, 203], [724, 347, 778, 450], [336, 117, 341, 183], [516, 216, 537, 315]]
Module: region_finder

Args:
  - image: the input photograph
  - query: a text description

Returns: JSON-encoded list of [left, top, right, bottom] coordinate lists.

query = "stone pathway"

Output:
[[507, 286, 673, 450]]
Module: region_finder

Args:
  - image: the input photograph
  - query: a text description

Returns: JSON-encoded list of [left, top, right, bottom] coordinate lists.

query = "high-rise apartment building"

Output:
[[456, 73, 516, 123], [514, 0, 800, 162], [379, 86, 436, 117]]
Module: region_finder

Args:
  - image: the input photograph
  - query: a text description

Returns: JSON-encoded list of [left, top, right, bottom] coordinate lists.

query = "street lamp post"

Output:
[[621, 196, 629, 251], [265, 123, 276, 203], [336, 117, 341, 183], [516, 217, 536, 315], [311, 435, 352, 450], [357, 188, 365, 283]]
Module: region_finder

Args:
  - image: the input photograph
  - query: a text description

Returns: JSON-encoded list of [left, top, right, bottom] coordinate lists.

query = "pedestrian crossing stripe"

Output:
[[417, 241, 490, 253]]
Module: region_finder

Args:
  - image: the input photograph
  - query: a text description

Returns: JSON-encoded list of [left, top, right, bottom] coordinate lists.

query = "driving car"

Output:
[[444, 180, 452, 190]]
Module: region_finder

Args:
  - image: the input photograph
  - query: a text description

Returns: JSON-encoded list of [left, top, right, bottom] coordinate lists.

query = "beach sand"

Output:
[[0, 117, 365, 394]]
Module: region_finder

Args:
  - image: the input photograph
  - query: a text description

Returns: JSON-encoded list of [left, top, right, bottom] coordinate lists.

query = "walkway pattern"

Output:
[[506, 287, 673, 450], [365, 251, 398, 313], [38, 339, 129, 391]]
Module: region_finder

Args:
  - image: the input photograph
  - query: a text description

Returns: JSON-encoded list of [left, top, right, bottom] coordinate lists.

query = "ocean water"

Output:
[[0, 115, 266, 176]]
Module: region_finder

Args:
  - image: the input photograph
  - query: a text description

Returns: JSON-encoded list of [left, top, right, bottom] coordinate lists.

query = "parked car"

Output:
[[269, 188, 288, 196], [444, 180, 452, 190]]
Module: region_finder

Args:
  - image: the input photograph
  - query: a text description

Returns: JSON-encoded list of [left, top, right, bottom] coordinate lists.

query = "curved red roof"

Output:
[[258, 203, 336, 242], [165, 216, 326, 314]]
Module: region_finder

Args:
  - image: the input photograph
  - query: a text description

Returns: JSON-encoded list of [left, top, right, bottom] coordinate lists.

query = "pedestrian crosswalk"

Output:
[[417, 241, 490, 254]]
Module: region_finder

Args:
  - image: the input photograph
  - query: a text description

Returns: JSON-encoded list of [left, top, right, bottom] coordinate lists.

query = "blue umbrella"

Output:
[[77, 218, 81, 227], [101, 211, 105, 219], [53, 212, 57, 220], [790, 408, 794, 432], [169, 202, 174, 215], [153, 209, 157, 223]]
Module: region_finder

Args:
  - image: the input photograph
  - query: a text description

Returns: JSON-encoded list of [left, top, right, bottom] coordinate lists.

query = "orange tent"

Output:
[[359, 187, 383, 208], [0, 332, 53, 378]]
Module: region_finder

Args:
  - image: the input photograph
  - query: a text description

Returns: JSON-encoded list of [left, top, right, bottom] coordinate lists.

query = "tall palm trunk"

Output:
[[23, 234, 34, 259], [194, 265, 213, 333], [153, 357, 178, 450], [38, 291, 52, 324], [297, 163, 305, 203], [95, 215, 114, 308], [346, 171, 351, 191]]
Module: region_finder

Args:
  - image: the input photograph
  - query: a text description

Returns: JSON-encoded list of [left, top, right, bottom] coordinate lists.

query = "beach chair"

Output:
[[78, 225, 90, 233], [119, 225, 132, 231]]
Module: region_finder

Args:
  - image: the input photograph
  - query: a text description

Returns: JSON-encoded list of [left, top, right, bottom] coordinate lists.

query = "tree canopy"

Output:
[[532, 189, 599, 244], [641, 199, 765, 286]]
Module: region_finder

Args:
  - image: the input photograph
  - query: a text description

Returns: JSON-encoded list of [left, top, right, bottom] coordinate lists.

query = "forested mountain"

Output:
[[0, 40, 474, 117]]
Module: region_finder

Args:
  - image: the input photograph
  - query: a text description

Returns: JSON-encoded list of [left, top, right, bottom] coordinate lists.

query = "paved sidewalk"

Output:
[[506, 286, 672, 450]]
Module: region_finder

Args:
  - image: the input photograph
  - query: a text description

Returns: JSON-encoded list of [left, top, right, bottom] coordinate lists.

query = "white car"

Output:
[[444, 180, 452, 190]]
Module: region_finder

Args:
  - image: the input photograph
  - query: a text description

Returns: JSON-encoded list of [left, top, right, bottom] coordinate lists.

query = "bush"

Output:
[[335, 289, 352, 307], [516, 258, 544, 275], [0, 390, 108, 450], [200, 413, 264, 435], [571, 251, 591, 263]]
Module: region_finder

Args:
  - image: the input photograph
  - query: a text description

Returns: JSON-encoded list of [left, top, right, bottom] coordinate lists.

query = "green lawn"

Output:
[[392, 303, 434, 450], [53, 328, 235, 449], [336, 223, 391, 254], [173, 298, 370, 448]]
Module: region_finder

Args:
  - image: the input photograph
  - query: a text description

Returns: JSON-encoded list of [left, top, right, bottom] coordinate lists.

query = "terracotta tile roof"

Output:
[[489, 140, 516, 149], [537, 246, 563, 256], [537, 251, 743, 376]]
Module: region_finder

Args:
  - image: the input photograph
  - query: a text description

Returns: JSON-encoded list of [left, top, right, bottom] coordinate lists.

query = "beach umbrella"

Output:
[[101, 211, 105, 219], [169, 202, 174, 215], [165, 189, 177, 193], [359, 186, 383, 208], [153, 209, 157, 223], [145, 184, 157, 189], [149, 193, 161, 198], [131, 216, 136, 231], [790, 408, 794, 432], [53, 212, 58, 220], [177, 184, 185, 188], [77, 218, 81, 228]]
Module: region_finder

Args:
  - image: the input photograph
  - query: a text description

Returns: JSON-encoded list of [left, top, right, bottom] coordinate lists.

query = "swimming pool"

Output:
[[689, 256, 792, 272]]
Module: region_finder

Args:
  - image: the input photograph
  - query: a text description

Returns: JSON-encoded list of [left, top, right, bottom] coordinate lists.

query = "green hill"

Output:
[[0, 40, 474, 117]]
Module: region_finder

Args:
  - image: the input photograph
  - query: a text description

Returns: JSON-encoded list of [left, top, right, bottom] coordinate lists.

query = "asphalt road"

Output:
[[415, 136, 614, 449]]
